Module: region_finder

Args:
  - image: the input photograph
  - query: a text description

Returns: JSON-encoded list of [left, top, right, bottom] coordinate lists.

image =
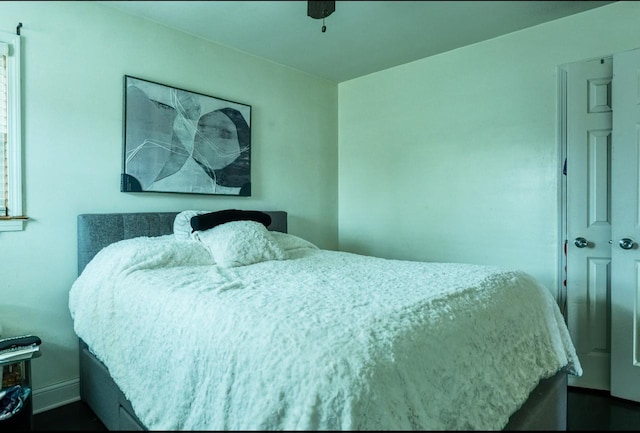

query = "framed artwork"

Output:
[[121, 75, 252, 196]]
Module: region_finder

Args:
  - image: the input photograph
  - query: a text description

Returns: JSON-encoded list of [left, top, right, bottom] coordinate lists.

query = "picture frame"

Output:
[[121, 75, 252, 196]]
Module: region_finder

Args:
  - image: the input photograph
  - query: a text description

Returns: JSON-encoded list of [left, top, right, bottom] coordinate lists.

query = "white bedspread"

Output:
[[69, 234, 581, 430]]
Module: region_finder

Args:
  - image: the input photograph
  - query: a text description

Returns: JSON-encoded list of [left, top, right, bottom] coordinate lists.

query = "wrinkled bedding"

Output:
[[69, 232, 581, 430]]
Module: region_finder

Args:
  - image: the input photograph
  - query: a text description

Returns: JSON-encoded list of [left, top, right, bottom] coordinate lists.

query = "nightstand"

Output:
[[0, 351, 40, 431]]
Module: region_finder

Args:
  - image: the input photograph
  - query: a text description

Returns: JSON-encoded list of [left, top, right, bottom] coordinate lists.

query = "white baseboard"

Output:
[[32, 378, 80, 414]]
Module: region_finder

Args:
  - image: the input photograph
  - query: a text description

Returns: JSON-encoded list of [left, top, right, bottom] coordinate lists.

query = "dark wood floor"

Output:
[[33, 400, 107, 431], [567, 387, 640, 430], [30, 387, 640, 430]]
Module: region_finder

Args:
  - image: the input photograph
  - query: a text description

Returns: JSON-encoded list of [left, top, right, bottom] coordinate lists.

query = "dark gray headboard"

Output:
[[77, 211, 288, 275]]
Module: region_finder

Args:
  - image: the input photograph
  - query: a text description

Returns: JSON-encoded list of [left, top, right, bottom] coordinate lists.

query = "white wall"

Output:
[[338, 1, 640, 294], [0, 1, 337, 412]]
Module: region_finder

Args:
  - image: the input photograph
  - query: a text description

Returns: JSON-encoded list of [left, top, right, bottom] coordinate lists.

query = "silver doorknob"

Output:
[[619, 238, 635, 250], [574, 237, 589, 248]]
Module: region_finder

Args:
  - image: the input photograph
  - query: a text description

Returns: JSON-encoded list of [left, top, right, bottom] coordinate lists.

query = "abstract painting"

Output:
[[121, 75, 251, 196]]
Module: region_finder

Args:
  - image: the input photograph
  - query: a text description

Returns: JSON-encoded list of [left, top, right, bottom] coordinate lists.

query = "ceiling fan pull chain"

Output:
[[322, 17, 327, 33]]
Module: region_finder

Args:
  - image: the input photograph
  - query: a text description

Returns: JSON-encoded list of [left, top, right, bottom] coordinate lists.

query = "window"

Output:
[[0, 29, 23, 231]]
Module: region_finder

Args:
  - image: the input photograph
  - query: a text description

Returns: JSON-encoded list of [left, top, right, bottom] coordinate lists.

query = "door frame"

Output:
[[557, 65, 568, 319]]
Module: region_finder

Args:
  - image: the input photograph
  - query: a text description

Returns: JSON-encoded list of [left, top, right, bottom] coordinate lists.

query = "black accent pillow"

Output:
[[190, 209, 272, 232]]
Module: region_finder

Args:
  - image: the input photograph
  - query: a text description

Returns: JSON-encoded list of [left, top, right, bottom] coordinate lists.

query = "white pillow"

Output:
[[194, 220, 286, 267], [270, 231, 318, 252], [173, 210, 207, 240]]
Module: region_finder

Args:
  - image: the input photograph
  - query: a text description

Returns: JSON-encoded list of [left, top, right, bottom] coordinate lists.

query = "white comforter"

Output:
[[69, 233, 581, 430]]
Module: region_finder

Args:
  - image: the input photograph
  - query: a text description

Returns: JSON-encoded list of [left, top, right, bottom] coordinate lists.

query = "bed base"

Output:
[[75, 211, 567, 430], [79, 339, 144, 430], [80, 338, 566, 431]]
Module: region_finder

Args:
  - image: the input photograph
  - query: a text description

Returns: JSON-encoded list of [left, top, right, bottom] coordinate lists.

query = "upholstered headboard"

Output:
[[77, 211, 288, 275]]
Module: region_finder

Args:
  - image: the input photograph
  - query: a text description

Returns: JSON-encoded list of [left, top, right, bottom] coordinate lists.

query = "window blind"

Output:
[[0, 42, 8, 217]]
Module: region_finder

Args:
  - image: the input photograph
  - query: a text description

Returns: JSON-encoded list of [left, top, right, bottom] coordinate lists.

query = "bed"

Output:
[[69, 211, 581, 431]]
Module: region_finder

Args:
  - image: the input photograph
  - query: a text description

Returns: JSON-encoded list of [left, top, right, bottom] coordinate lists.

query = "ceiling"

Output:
[[101, 1, 615, 83]]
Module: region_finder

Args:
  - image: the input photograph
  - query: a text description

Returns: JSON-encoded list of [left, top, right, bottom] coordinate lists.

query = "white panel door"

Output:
[[565, 57, 613, 391], [611, 47, 640, 402]]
